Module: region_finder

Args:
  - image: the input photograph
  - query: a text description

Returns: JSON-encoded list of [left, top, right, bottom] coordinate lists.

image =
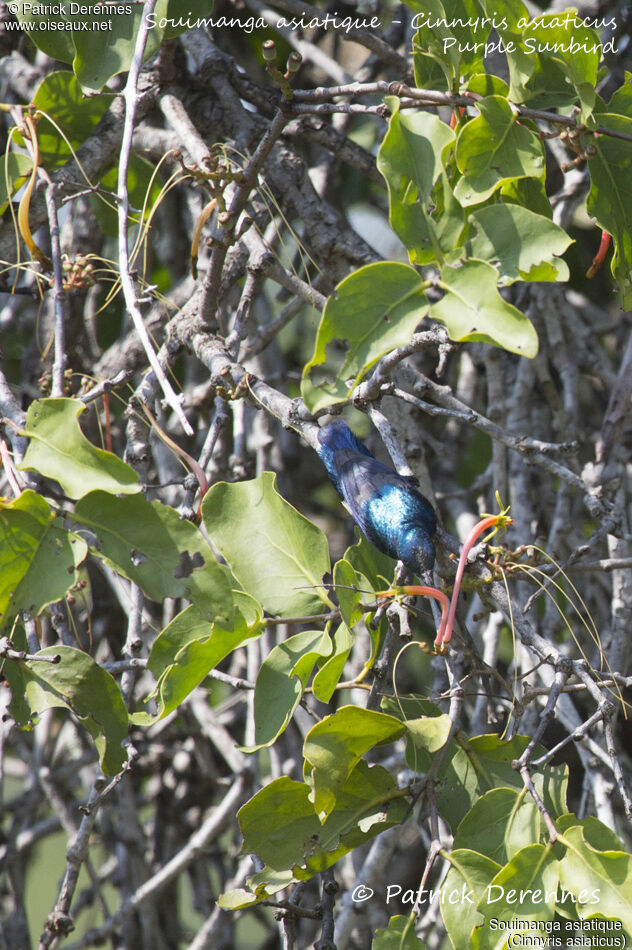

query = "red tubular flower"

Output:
[[435, 513, 512, 652], [377, 585, 450, 649], [587, 230, 611, 279]]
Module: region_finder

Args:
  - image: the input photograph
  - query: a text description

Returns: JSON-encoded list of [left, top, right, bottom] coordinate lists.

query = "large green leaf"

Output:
[[454, 96, 544, 206], [556, 814, 624, 853], [379, 98, 453, 203], [72, 1, 168, 92], [202, 472, 332, 617], [607, 72, 632, 118], [438, 735, 567, 832], [14, 1, 76, 62], [453, 787, 540, 865], [377, 97, 460, 265], [465, 205, 572, 284], [244, 628, 333, 751], [18, 645, 128, 775], [74, 491, 234, 619], [238, 760, 407, 876], [441, 849, 501, 949], [587, 114, 632, 307], [132, 593, 261, 723], [303, 705, 405, 817], [20, 398, 140, 499], [32, 71, 110, 171], [520, 13, 600, 118], [432, 260, 539, 357], [0, 491, 87, 628], [302, 262, 429, 412], [472, 844, 559, 948], [559, 826, 632, 938]]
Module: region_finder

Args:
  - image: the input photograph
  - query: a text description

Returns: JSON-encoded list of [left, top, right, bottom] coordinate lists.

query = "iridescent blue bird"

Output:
[[316, 419, 437, 578]]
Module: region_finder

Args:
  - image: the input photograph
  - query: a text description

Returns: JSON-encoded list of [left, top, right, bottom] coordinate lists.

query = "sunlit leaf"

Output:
[[432, 260, 539, 357], [74, 491, 234, 619], [303, 705, 405, 817], [0, 491, 87, 628], [202, 472, 332, 617], [18, 645, 128, 775], [20, 398, 140, 499]]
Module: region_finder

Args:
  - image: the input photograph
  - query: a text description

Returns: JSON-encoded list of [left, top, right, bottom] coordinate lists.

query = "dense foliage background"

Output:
[[1, 0, 632, 947]]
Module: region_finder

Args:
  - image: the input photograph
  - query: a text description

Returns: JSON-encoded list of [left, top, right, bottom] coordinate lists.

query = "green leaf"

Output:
[[18, 645, 128, 775], [432, 260, 539, 357], [607, 72, 632, 117], [20, 398, 140, 499], [374, 915, 427, 949], [405, 714, 452, 754], [74, 491, 234, 619], [297, 760, 408, 878], [587, 114, 632, 307], [332, 557, 371, 629], [556, 814, 624, 852], [146, 591, 261, 682], [453, 787, 540, 865], [302, 262, 429, 412], [441, 849, 501, 949], [3, 627, 33, 726], [465, 205, 572, 284], [244, 629, 332, 751], [558, 826, 632, 939], [239, 761, 407, 875], [377, 97, 460, 265], [454, 96, 544, 206], [132, 593, 261, 723], [202, 472, 332, 617], [311, 622, 355, 703], [382, 696, 449, 772], [465, 73, 509, 98], [216, 888, 262, 911], [481, 0, 534, 104], [500, 177, 553, 219], [438, 735, 566, 832], [329, 541, 391, 670], [404, 0, 491, 87], [14, 0, 75, 62], [0, 153, 32, 215], [303, 706, 405, 817], [472, 844, 559, 948], [0, 491, 87, 628], [521, 13, 600, 119], [344, 535, 396, 591], [72, 1, 168, 92], [32, 71, 110, 172], [381, 695, 444, 721]]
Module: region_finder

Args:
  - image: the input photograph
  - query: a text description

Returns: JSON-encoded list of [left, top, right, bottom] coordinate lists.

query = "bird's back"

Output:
[[316, 420, 436, 575]]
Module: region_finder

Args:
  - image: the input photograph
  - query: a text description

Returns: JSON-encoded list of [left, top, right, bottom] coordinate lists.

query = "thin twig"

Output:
[[117, 0, 193, 435]]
